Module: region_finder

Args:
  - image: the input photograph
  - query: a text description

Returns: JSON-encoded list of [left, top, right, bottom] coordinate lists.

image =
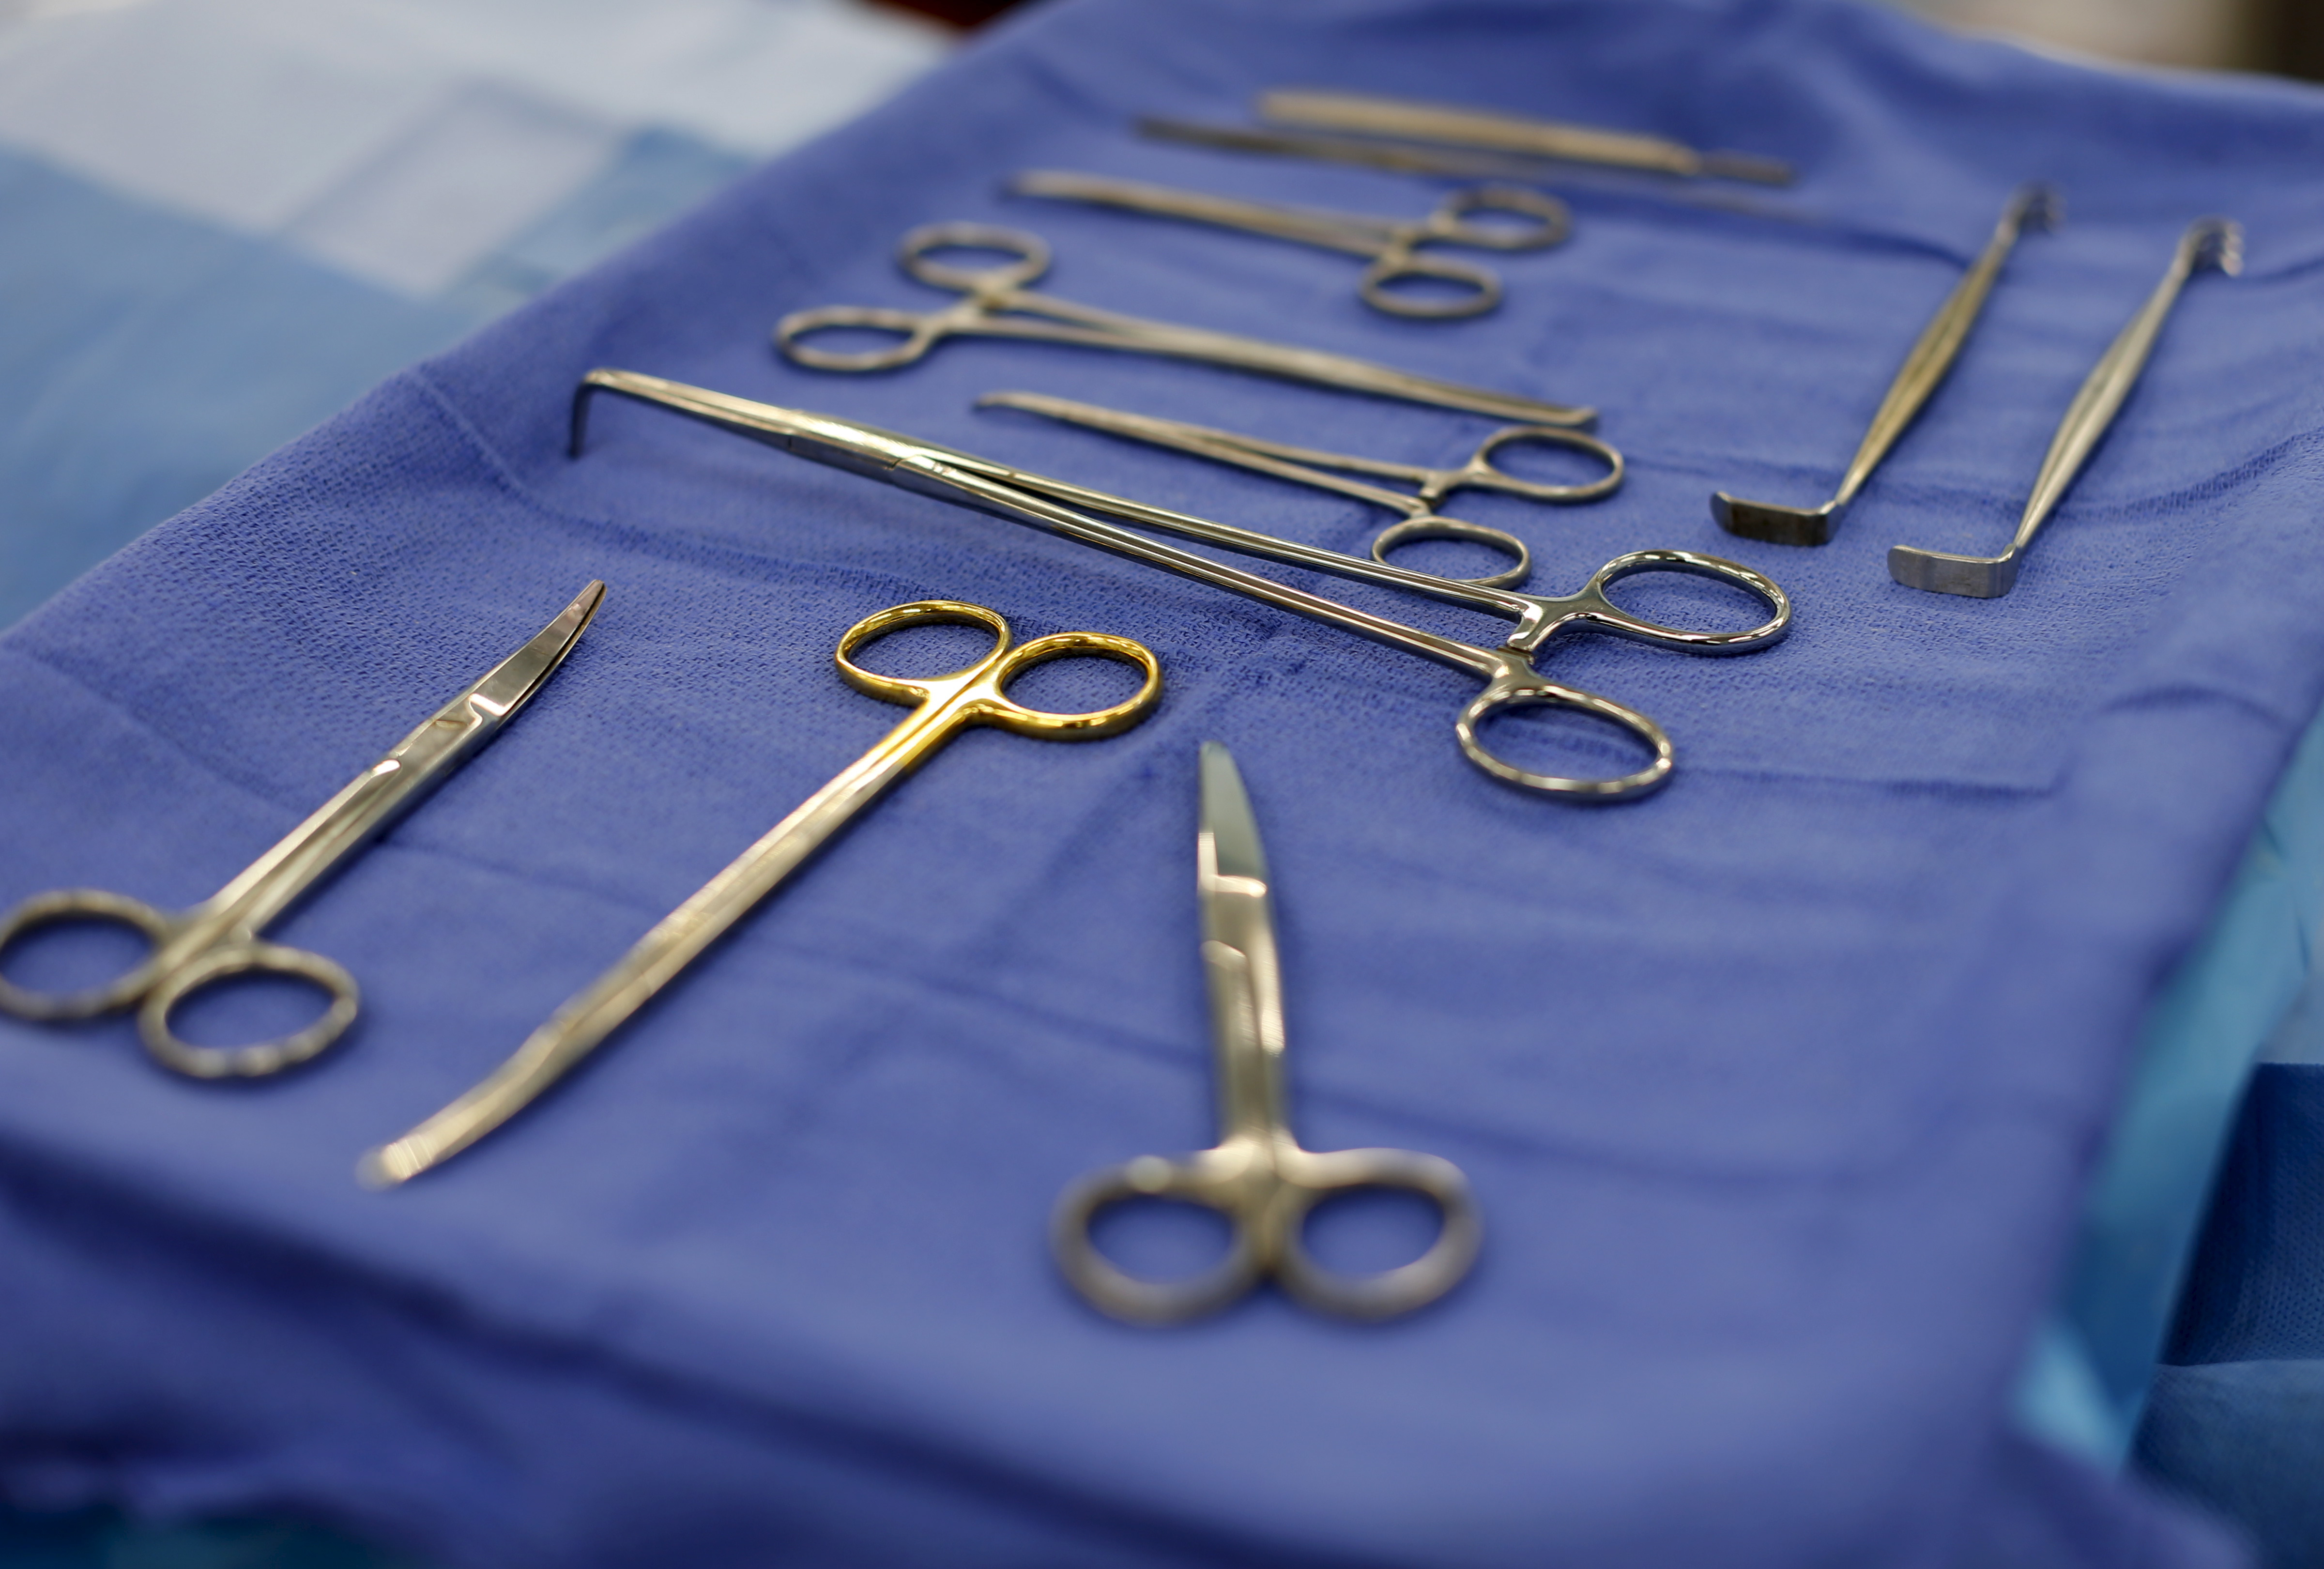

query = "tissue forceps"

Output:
[[1009, 169, 1569, 319], [360, 600, 1162, 1184], [1713, 185, 2058, 546], [1053, 742, 1479, 1323], [0, 582, 604, 1077], [978, 389, 1622, 589], [571, 370, 1790, 800], [1888, 217, 2240, 598], [775, 224, 1597, 428]]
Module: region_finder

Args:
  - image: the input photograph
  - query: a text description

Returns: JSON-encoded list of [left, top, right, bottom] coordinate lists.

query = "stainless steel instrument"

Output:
[[1051, 742, 1480, 1324], [1888, 217, 2239, 599], [571, 369, 1790, 801], [1713, 185, 2058, 547], [0, 583, 604, 1077], [1256, 88, 1794, 185], [362, 600, 1162, 1184], [1009, 168, 1568, 319], [775, 223, 1597, 427]]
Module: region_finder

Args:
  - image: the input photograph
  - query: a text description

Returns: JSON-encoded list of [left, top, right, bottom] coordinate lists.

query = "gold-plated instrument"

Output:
[[362, 600, 1162, 1184]]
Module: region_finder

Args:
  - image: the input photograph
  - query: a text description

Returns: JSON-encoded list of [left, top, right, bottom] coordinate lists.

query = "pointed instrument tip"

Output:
[[354, 1142, 420, 1190], [1198, 742, 1269, 884]]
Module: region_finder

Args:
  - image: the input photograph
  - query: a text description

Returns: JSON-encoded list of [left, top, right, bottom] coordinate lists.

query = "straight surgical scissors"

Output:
[[1053, 742, 1479, 1323], [572, 370, 1790, 800], [1009, 169, 1568, 318], [0, 582, 604, 1077], [775, 224, 1597, 427], [362, 600, 1162, 1184], [978, 389, 1621, 588]]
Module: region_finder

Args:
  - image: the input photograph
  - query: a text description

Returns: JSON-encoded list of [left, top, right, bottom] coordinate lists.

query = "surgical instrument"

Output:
[[1008, 169, 1568, 319], [1257, 88, 1795, 185], [978, 389, 1621, 588], [1889, 216, 2239, 599], [775, 224, 1597, 427], [0, 582, 604, 1077], [571, 369, 1789, 800], [1052, 742, 1480, 1323], [360, 600, 1162, 1184], [1135, 118, 1821, 227], [1714, 185, 2058, 546]]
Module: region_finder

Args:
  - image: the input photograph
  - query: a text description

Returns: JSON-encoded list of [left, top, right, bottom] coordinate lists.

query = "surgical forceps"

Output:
[[1256, 89, 1795, 185], [1053, 742, 1479, 1323], [572, 370, 1790, 800], [1009, 169, 1569, 319], [775, 224, 1597, 427], [0, 583, 604, 1077], [979, 389, 1621, 589], [361, 600, 1161, 1184], [1713, 185, 2058, 546], [1889, 216, 2240, 599]]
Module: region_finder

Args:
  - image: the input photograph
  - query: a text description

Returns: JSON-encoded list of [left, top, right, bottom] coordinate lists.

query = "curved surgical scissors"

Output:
[[362, 600, 1162, 1184], [0, 583, 604, 1077], [1055, 743, 1478, 1323], [1009, 169, 1568, 319], [775, 223, 1597, 427], [572, 370, 1790, 800], [978, 390, 1621, 589]]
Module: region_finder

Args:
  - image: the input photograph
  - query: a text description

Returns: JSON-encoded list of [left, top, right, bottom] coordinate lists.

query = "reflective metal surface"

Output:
[[1052, 742, 1480, 1323], [775, 223, 1597, 427], [573, 369, 1790, 800], [1714, 185, 2058, 546], [1135, 118, 1820, 226], [979, 389, 1621, 588], [0, 582, 605, 1077], [360, 600, 1162, 1185], [1256, 88, 1795, 185], [1888, 217, 2240, 599], [1009, 169, 1568, 319]]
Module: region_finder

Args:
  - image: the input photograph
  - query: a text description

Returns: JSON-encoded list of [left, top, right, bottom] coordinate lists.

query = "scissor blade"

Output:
[[1199, 740, 1270, 896], [461, 580, 606, 722], [1197, 742, 1288, 1138]]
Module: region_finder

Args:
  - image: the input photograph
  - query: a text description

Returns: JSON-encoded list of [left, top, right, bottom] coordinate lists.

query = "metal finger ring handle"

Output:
[[1455, 677, 1674, 800], [834, 600, 1011, 706], [1583, 549, 1791, 652], [1050, 1160, 1260, 1325], [139, 941, 360, 1078], [898, 222, 1051, 292], [1371, 517, 1530, 589], [1437, 186, 1572, 250], [1274, 1150, 1483, 1321], [983, 632, 1164, 739], [774, 305, 942, 372], [1359, 252, 1500, 319], [0, 889, 176, 1021], [1468, 426, 1623, 503]]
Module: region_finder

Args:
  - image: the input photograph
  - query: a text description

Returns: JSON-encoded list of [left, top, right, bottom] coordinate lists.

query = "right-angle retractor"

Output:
[[1887, 216, 2240, 600], [1713, 184, 2059, 547]]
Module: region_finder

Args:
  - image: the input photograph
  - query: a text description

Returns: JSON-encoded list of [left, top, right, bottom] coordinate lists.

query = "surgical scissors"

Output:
[[361, 600, 1162, 1184], [775, 224, 1597, 427], [1009, 169, 1569, 319], [0, 582, 604, 1077], [572, 370, 1790, 800], [1053, 742, 1479, 1323], [978, 389, 1621, 589]]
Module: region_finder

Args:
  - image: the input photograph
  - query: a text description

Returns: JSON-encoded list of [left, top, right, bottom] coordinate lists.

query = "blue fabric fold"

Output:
[[5, 0, 2323, 1563]]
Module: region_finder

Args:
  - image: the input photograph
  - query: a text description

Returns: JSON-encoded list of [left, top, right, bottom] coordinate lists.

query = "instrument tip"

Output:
[[355, 1142, 423, 1190]]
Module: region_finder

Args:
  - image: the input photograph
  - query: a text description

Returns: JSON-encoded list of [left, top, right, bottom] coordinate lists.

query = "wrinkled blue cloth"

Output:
[[4, 0, 2324, 1564], [2138, 1064, 2324, 1568]]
